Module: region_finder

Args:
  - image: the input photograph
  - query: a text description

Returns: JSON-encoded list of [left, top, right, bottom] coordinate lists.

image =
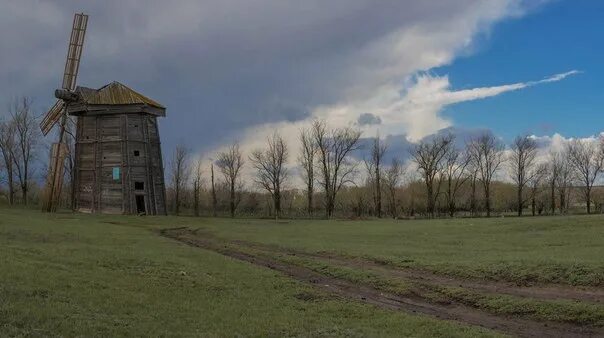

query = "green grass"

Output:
[[0, 209, 500, 337], [235, 243, 604, 327], [426, 286, 604, 326], [194, 215, 604, 286]]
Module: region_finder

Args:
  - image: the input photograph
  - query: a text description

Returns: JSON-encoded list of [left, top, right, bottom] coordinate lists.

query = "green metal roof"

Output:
[[76, 81, 165, 109]]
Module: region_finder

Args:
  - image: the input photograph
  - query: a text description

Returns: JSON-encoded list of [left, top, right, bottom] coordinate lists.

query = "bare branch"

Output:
[[411, 133, 453, 218], [313, 119, 362, 218], [466, 132, 504, 217], [249, 132, 289, 218], [170, 143, 190, 215], [216, 142, 245, 217]]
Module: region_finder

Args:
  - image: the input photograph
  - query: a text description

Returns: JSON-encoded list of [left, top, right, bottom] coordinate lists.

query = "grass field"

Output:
[[199, 215, 604, 286], [1, 209, 603, 337]]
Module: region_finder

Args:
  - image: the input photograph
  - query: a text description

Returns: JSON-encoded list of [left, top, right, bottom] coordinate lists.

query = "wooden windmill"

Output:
[[41, 13, 168, 215], [40, 13, 89, 212]]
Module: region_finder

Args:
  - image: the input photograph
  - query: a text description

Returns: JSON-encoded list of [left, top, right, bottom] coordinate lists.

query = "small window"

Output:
[[134, 150, 140, 157], [135, 181, 144, 190], [112, 167, 120, 180]]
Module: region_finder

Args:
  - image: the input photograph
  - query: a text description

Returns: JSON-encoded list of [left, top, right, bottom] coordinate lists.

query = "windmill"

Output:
[[40, 13, 88, 212], [40, 12, 167, 215]]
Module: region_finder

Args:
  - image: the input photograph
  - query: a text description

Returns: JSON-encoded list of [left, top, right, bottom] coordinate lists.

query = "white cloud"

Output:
[[377, 70, 579, 140], [205, 69, 578, 189], [529, 132, 603, 155], [223, 70, 578, 159]]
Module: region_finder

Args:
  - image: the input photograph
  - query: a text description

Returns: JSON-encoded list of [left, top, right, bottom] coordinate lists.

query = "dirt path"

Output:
[[310, 253, 604, 304], [220, 233, 604, 304], [160, 227, 603, 338]]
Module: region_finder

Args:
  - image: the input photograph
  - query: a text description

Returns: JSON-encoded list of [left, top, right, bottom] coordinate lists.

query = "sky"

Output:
[[0, 0, 602, 175]]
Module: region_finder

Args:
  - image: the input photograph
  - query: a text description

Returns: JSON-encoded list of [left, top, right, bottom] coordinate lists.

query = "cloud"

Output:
[[529, 132, 603, 154], [357, 113, 382, 126], [390, 70, 580, 140], [532, 70, 581, 84], [4, 0, 584, 188], [0, 0, 548, 153]]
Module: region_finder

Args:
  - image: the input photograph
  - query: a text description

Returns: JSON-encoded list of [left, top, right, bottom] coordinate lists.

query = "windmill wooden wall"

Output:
[[73, 112, 167, 215]]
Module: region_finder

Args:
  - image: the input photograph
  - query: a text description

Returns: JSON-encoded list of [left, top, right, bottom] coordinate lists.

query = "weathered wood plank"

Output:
[[74, 110, 166, 215]]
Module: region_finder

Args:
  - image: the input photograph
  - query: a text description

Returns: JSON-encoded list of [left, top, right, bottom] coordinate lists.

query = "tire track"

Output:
[[160, 227, 603, 338]]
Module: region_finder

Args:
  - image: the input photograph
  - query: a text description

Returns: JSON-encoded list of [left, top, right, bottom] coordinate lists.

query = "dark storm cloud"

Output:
[[354, 133, 415, 164], [0, 0, 529, 155], [357, 113, 382, 126], [352, 126, 496, 166]]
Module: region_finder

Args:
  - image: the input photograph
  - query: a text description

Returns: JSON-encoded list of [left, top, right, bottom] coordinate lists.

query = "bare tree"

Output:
[[0, 119, 16, 205], [364, 135, 387, 217], [467, 133, 504, 217], [170, 143, 190, 215], [10, 97, 39, 205], [313, 120, 362, 219], [528, 164, 547, 216], [547, 151, 561, 214], [299, 127, 316, 216], [383, 158, 404, 219], [440, 141, 470, 217], [411, 133, 453, 218], [547, 151, 576, 215], [467, 160, 480, 217], [555, 154, 574, 214], [509, 135, 538, 216], [217, 142, 245, 218], [192, 157, 203, 217], [566, 139, 603, 214], [250, 132, 289, 218]]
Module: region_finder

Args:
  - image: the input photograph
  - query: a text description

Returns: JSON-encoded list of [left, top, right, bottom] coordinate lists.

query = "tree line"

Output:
[[168, 120, 604, 219], [170, 120, 362, 219], [0, 97, 602, 219], [0, 98, 41, 206]]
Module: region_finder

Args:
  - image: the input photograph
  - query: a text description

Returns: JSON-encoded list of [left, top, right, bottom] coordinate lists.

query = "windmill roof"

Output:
[[76, 81, 165, 109]]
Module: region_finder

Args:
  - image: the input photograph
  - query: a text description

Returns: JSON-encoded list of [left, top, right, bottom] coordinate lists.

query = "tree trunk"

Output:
[[517, 186, 523, 216], [230, 183, 236, 218], [470, 178, 477, 217], [390, 189, 397, 219], [194, 186, 199, 217], [485, 185, 491, 218], [211, 164, 217, 217], [375, 167, 381, 218], [6, 159, 14, 205], [531, 196, 536, 216], [274, 190, 281, 218], [426, 184, 434, 218], [21, 184, 27, 205], [175, 186, 180, 215], [586, 189, 591, 214], [307, 178, 313, 216], [21, 158, 28, 205], [550, 182, 556, 215]]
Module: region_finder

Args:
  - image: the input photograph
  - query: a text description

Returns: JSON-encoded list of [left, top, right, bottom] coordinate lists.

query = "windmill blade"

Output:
[[42, 142, 69, 212], [62, 13, 88, 91], [40, 100, 66, 136]]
